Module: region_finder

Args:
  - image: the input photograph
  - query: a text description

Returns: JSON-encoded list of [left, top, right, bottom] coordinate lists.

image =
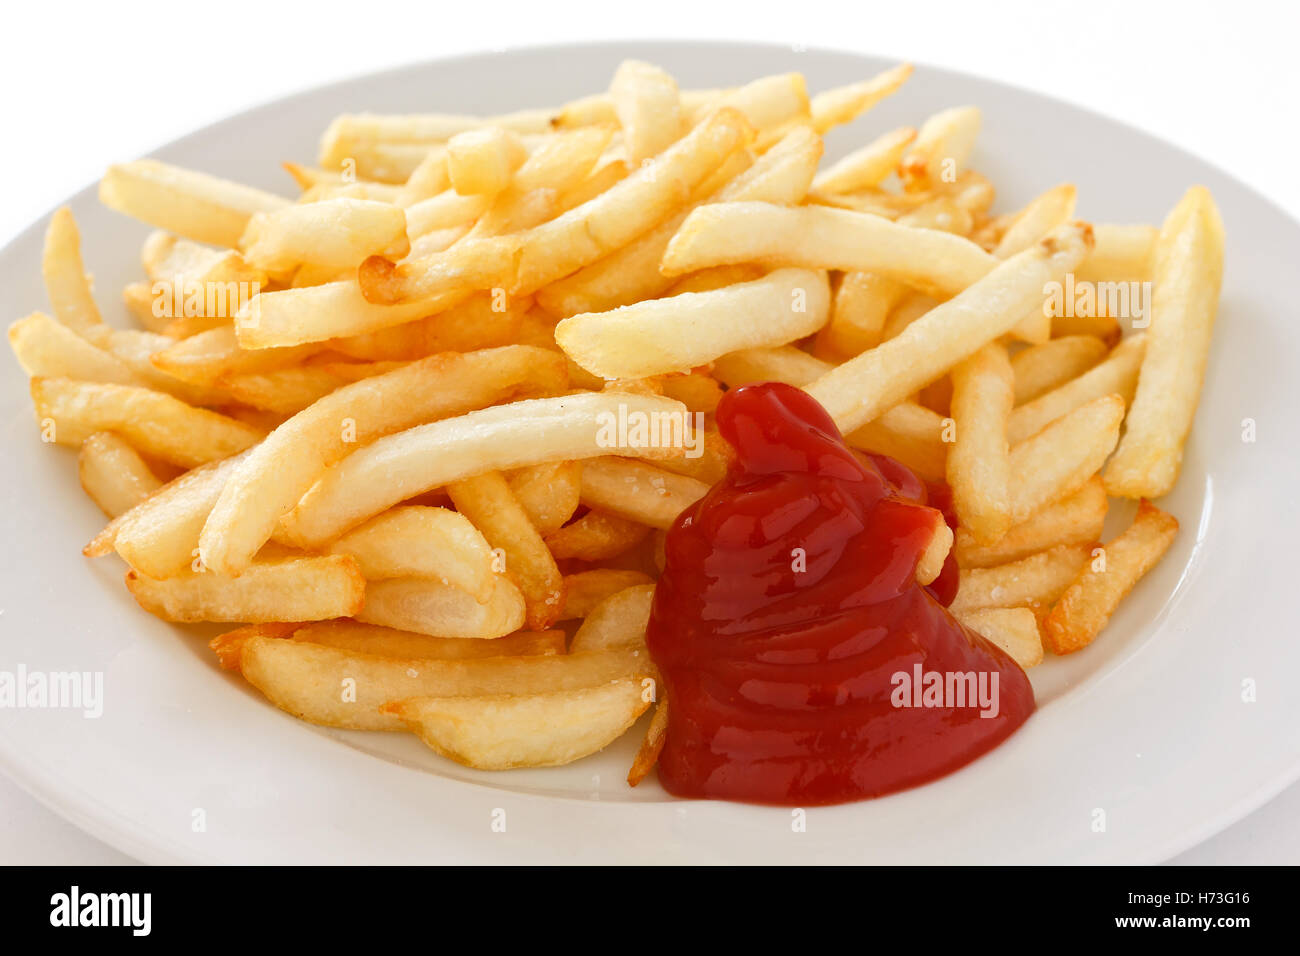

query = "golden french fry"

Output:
[[358, 575, 526, 639], [712, 343, 830, 388], [804, 222, 1094, 432], [41, 208, 105, 334], [561, 573, 654, 623], [126, 555, 364, 622], [286, 621, 565, 661], [327, 506, 496, 600], [1104, 187, 1224, 498], [1077, 224, 1158, 283], [812, 127, 916, 195], [382, 678, 652, 769], [661, 201, 997, 298], [954, 477, 1107, 569], [578, 457, 708, 530], [200, 346, 566, 576], [31, 378, 263, 468], [899, 106, 981, 192], [9, 312, 144, 387], [843, 402, 949, 483], [1011, 335, 1109, 404], [915, 518, 954, 586], [100, 160, 289, 247], [610, 60, 684, 164], [556, 268, 830, 379], [152, 326, 318, 385], [1008, 334, 1145, 443], [77, 432, 162, 518], [284, 392, 689, 548], [627, 696, 669, 786], [505, 461, 583, 535], [949, 544, 1091, 614], [446, 472, 566, 630], [544, 509, 651, 561], [1044, 500, 1179, 653], [815, 271, 908, 358], [446, 127, 527, 195], [1008, 393, 1123, 525], [810, 64, 913, 134], [238, 636, 651, 730], [240, 198, 408, 274], [947, 342, 1014, 543], [328, 291, 528, 360], [995, 183, 1077, 343], [954, 607, 1044, 668], [318, 109, 552, 167]]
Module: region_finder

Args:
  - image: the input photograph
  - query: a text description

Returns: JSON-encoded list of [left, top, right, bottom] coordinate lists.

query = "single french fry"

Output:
[[812, 127, 916, 196], [238, 636, 651, 730], [954, 477, 1107, 569], [843, 402, 949, 483], [1044, 501, 1179, 653], [899, 106, 981, 192], [41, 208, 105, 334], [915, 519, 954, 586], [151, 326, 319, 386], [506, 461, 583, 535], [610, 60, 684, 164], [556, 268, 831, 379], [1008, 334, 1146, 443], [1077, 224, 1158, 283], [1010, 335, 1109, 404], [9, 312, 145, 387], [949, 544, 1091, 614], [544, 509, 651, 561], [284, 392, 688, 548], [327, 506, 496, 601], [446, 472, 567, 630], [815, 271, 909, 358], [560, 572, 654, 623], [126, 555, 364, 623], [199, 346, 566, 576], [804, 222, 1094, 432], [357, 575, 526, 639], [100, 160, 289, 247], [712, 343, 830, 388], [809, 63, 912, 133], [578, 457, 708, 530], [954, 607, 1044, 668], [285, 620, 565, 661], [383, 678, 652, 769], [627, 696, 669, 786], [1008, 393, 1123, 525], [1104, 187, 1224, 498], [77, 432, 162, 518], [947, 342, 1014, 543], [994, 183, 1077, 343], [240, 198, 408, 274], [446, 127, 527, 196], [31, 378, 263, 468]]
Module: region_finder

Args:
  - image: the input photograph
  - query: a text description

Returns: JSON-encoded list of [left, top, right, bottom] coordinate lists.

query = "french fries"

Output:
[[8, 59, 1221, 785]]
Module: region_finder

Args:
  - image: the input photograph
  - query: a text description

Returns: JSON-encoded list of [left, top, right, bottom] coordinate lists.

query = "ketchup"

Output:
[[645, 382, 1034, 805]]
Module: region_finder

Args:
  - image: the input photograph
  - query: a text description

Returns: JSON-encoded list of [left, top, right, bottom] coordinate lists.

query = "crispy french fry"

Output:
[[954, 607, 1044, 668], [41, 208, 105, 334], [947, 342, 1014, 543], [578, 457, 708, 530], [812, 127, 916, 195], [77, 432, 162, 518], [712, 343, 830, 388], [899, 106, 981, 192], [610, 60, 684, 164], [357, 575, 526, 639], [238, 636, 652, 730], [1077, 224, 1158, 283], [506, 461, 583, 535], [627, 696, 669, 786], [1008, 334, 1145, 443], [100, 160, 289, 247], [954, 477, 1107, 569], [556, 268, 830, 379], [152, 326, 318, 385], [544, 509, 651, 561], [949, 544, 1091, 614], [1104, 187, 1224, 497], [446, 127, 527, 195], [286, 620, 565, 661], [9, 312, 145, 387], [915, 519, 954, 586], [844, 402, 949, 483], [240, 198, 408, 274], [1008, 393, 1123, 525], [446, 472, 566, 630], [995, 183, 1077, 343], [126, 555, 364, 623], [327, 506, 496, 600], [815, 271, 908, 358], [284, 392, 689, 548], [560, 572, 654, 623], [1010, 335, 1109, 404], [804, 222, 1094, 432], [809, 63, 912, 133], [200, 346, 566, 576], [1044, 501, 1178, 653], [31, 378, 263, 467], [383, 678, 652, 769]]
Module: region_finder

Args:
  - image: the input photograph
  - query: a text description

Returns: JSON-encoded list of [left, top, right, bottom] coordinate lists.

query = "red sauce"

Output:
[[646, 382, 1035, 805]]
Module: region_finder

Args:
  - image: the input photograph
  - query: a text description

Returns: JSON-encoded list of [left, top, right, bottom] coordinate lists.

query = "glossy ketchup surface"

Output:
[[646, 382, 1035, 805]]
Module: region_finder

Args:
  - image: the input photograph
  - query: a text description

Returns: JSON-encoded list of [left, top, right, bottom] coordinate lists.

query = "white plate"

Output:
[[2, 40, 1297, 865]]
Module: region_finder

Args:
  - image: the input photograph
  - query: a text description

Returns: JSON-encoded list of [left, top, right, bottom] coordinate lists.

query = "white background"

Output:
[[1, 0, 1297, 864]]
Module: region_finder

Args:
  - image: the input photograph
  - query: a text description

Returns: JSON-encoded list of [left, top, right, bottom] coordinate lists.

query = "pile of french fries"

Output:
[[7, 58, 1222, 783]]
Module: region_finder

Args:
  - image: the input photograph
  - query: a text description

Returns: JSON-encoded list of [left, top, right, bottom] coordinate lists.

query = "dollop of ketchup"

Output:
[[646, 382, 1035, 805]]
